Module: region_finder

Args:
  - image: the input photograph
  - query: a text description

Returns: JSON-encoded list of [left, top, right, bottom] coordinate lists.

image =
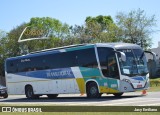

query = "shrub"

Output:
[[150, 79, 160, 87]]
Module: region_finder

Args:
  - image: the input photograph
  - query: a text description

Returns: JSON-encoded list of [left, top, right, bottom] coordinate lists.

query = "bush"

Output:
[[150, 78, 160, 87]]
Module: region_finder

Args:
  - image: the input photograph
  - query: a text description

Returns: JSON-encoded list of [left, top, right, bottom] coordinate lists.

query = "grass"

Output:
[[149, 78, 160, 92], [147, 86, 160, 92]]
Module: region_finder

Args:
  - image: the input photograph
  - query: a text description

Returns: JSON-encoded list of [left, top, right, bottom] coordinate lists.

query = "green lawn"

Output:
[[147, 86, 160, 92], [149, 78, 160, 92]]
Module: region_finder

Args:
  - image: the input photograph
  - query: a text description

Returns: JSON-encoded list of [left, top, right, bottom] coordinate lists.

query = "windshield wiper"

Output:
[[140, 72, 149, 76], [140, 52, 144, 60], [125, 73, 139, 77]]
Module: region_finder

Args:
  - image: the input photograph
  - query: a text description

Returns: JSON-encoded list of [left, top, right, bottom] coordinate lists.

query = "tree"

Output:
[[0, 30, 6, 39], [85, 15, 122, 43], [0, 30, 7, 76], [116, 8, 156, 49], [19, 17, 70, 53], [67, 25, 91, 44], [0, 17, 70, 76], [28, 17, 69, 45], [85, 15, 114, 32]]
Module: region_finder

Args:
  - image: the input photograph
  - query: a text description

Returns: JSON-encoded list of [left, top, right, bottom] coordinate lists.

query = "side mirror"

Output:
[[120, 52, 126, 62], [144, 51, 156, 61], [113, 51, 126, 62]]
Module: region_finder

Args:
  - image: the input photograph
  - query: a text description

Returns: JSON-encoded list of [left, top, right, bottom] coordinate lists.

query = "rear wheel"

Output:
[[3, 94, 8, 98], [113, 93, 123, 97], [86, 82, 101, 98], [25, 86, 39, 99], [47, 94, 58, 99]]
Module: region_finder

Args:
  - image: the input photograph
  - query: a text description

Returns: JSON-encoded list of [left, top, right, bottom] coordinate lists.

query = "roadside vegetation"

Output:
[[150, 78, 160, 87], [148, 78, 160, 92]]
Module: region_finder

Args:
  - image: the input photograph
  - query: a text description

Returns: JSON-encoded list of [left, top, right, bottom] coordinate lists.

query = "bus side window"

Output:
[[47, 51, 77, 69], [75, 48, 98, 68], [7, 61, 18, 73]]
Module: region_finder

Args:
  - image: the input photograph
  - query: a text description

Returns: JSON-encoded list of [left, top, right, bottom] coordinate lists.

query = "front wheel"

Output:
[[86, 82, 101, 98], [3, 94, 8, 98]]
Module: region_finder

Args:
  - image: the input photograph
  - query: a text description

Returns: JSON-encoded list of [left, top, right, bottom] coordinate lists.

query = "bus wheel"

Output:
[[3, 94, 8, 98], [86, 82, 101, 98], [25, 86, 38, 99], [47, 94, 58, 99], [113, 93, 123, 97]]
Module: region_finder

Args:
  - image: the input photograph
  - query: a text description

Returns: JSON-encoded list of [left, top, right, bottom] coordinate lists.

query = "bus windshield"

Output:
[[118, 49, 148, 77]]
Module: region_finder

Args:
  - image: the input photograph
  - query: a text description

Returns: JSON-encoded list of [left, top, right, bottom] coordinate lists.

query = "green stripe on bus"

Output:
[[66, 45, 94, 52], [107, 78, 118, 89], [79, 67, 101, 78]]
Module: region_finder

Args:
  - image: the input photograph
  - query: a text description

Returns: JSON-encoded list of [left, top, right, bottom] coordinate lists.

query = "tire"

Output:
[[47, 94, 58, 99], [25, 86, 38, 99], [86, 82, 101, 98], [3, 94, 8, 98], [113, 93, 123, 97]]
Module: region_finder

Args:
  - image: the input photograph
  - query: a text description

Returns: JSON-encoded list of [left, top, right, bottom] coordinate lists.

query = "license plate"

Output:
[[137, 84, 142, 88]]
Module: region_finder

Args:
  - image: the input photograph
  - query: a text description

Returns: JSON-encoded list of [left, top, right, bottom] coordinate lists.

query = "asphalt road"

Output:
[[0, 92, 160, 106]]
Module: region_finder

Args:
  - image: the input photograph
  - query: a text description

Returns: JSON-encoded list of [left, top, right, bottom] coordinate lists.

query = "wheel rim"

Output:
[[90, 87, 97, 96], [27, 88, 33, 98]]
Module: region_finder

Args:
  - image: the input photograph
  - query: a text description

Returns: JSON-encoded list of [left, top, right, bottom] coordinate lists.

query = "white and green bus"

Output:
[[5, 43, 152, 98]]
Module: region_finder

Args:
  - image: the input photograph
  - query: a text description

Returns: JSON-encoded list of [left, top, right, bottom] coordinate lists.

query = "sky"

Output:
[[1, 0, 160, 48]]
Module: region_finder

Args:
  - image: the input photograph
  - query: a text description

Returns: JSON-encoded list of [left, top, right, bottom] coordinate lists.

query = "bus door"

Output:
[[97, 47, 120, 92]]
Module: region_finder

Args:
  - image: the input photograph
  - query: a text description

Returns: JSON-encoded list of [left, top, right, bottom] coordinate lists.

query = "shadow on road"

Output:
[[0, 94, 146, 103]]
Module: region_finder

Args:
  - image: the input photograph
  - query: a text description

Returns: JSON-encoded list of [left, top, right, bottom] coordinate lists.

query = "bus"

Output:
[[5, 43, 152, 98]]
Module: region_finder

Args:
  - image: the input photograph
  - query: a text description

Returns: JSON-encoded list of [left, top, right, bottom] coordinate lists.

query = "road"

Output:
[[0, 92, 160, 106]]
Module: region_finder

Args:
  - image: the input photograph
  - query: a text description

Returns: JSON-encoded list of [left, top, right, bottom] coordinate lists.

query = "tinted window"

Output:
[[18, 56, 46, 72], [18, 59, 31, 72], [97, 47, 119, 79], [30, 56, 46, 71], [47, 48, 97, 69], [46, 51, 76, 69], [6, 60, 18, 73], [7, 48, 98, 73], [76, 48, 98, 68]]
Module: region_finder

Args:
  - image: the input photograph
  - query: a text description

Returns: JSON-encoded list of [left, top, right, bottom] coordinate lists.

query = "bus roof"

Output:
[[6, 43, 141, 61], [95, 43, 141, 49], [6, 44, 94, 61]]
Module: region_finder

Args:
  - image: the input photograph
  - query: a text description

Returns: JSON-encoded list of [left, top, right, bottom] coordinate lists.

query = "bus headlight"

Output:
[[123, 79, 131, 84]]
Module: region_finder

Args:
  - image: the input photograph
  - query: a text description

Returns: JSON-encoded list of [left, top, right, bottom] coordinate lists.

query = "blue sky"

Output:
[[1, 0, 160, 48]]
